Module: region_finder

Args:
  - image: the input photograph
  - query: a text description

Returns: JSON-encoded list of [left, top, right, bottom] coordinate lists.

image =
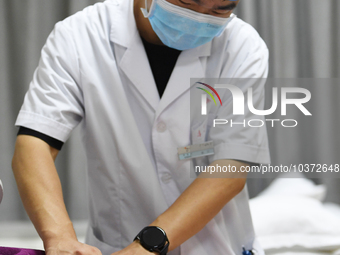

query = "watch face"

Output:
[[141, 227, 166, 248]]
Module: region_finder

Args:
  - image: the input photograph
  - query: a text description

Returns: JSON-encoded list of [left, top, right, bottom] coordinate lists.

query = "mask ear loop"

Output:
[[140, 0, 150, 17], [141, 0, 157, 18]]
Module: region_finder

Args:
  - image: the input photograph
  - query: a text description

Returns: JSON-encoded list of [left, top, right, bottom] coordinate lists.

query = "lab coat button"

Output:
[[161, 173, 172, 183], [157, 122, 167, 133]]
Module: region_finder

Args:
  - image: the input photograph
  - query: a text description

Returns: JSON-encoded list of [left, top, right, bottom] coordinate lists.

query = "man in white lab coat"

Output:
[[12, 0, 270, 254]]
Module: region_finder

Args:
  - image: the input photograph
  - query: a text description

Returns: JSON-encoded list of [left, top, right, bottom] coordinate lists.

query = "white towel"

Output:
[[0, 179, 3, 204]]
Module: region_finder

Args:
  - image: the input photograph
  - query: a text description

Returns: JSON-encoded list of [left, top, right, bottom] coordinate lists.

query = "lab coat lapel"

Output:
[[155, 43, 211, 119], [109, 0, 159, 112], [118, 35, 159, 111]]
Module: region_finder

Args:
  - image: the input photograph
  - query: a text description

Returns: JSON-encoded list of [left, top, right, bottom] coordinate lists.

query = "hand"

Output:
[[111, 241, 157, 255], [44, 237, 102, 255]]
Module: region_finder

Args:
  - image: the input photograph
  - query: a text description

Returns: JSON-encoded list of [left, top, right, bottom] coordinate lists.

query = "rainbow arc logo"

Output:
[[196, 82, 222, 115]]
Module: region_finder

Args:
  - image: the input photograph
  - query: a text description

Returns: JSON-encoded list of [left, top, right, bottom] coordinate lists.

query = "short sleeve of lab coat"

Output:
[[15, 21, 84, 142], [207, 26, 271, 165]]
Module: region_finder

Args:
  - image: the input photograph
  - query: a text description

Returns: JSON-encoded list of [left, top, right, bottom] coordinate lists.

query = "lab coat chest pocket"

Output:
[[191, 117, 209, 167], [191, 118, 208, 145]]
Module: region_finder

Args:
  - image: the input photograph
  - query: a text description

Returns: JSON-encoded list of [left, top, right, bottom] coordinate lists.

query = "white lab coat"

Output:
[[15, 0, 270, 254]]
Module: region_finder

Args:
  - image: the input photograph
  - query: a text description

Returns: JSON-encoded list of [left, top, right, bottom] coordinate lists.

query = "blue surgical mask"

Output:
[[141, 0, 236, 50]]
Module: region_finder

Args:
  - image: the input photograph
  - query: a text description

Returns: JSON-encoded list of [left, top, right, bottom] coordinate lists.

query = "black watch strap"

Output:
[[156, 241, 169, 255]]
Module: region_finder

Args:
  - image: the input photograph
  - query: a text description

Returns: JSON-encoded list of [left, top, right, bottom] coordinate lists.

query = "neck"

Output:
[[133, 0, 164, 45]]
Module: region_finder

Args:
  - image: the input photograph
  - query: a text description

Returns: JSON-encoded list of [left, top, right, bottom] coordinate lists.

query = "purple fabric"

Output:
[[0, 247, 45, 255]]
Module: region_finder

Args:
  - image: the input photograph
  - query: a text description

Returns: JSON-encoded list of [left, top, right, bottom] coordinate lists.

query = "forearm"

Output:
[[151, 159, 248, 251], [12, 135, 77, 246]]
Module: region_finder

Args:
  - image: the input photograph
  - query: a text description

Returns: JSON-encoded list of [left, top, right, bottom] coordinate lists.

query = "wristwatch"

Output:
[[134, 226, 169, 255]]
